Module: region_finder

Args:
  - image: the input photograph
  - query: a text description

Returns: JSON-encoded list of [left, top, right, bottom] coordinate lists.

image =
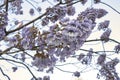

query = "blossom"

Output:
[[41, 17, 49, 26], [29, 8, 35, 15], [98, 20, 110, 30], [73, 71, 80, 77], [97, 54, 106, 65], [114, 44, 120, 53], [97, 9, 108, 18], [94, 0, 101, 3], [46, 6, 67, 23], [10, 0, 23, 15], [77, 53, 85, 61], [43, 76, 50, 80], [67, 6, 75, 16], [100, 28, 111, 42], [0, 28, 6, 41]]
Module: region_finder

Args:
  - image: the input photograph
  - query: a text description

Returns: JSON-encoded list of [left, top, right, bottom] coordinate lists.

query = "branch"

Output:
[[7, 12, 47, 34], [0, 67, 11, 80], [100, 1, 120, 15], [0, 0, 15, 8], [0, 46, 14, 56], [85, 38, 120, 44], [54, 66, 74, 73], [5, 0, 9, 12], [0, 57, 37, 80]]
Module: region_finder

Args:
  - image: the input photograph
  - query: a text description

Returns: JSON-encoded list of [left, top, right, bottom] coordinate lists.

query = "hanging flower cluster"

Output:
[[6, 7, 108, 71], [31, 8, 108, 70], [0, 10, 8, 41]]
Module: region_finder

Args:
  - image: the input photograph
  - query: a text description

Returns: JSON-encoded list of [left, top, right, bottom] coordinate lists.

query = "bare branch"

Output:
[[0, 57, 37, 80], [0, 67, 11, 80]]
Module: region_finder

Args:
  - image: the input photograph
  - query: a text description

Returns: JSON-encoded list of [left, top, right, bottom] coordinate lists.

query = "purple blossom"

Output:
[[94, 0, 101, 3], [67, 6, 75, 16], [114, 44, 120, 53], [73, 71, 80, 77], [29, 8, 34, 15], [46, 6, 67, 23], [100, 28, 111, 42], [97, 54, 106, 65], [41, 17, 49, 26], [11, 0, 23, 15], [81, 0, 88, 5], [0, 10, 8, 26], [0, 28, 6, 41], [98, 20, 110, 30], [43, 76, 50, 80], [77, 53, 85, 61], [12, 67, 18, 72], [97, 9, 108, 18], [20, 53, 26, 62]]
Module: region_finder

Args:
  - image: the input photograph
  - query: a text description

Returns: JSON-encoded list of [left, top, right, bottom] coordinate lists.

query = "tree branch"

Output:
[[0, 57, 37, 80], [100, 1, 120, 15], [0, 67, 11, 80]]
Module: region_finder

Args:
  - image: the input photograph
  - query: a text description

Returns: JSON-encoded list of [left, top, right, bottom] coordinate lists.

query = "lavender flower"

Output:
[[114, 44, 120, 53], [46, 6, 67, 23], [41, 17, 49, 26], [97, 9, 108, 18], [0, 28, 6, 41], [11, 0, 23, 15], [43, 76, 50, 80], [97, 54, 106, 65], [94, 0, 101, 3], [73, 71, 80, 77], [98, 20, 110, 30], [67, 6, 75, 16], [77, 53, 85, 61], [81, 0, 88, 4], [100, 28, 111, 42], [12, 67, 18, 72], [29, 8, 34, 15]]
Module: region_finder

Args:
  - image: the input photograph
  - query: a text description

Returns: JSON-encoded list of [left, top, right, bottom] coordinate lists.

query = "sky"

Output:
[[0, 0, 120, 80]]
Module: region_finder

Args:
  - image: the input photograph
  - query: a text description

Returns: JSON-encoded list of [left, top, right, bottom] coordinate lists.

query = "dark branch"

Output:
[[100, 1, 120, 15], [5, 0, 9, 12], [0, 57, 37, 80], [0, 67, 11, 80]]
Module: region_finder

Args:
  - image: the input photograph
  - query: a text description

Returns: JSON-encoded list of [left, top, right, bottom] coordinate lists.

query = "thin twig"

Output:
[[54, 66, 74, 73], [0, 67, 11, 80], [100, 1, 120, 15], [0, 57, 37, 80]]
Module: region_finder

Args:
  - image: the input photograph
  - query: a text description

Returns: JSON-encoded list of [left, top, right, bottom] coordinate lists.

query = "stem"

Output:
[[100, 1, 120, 15], [0, 57, 37, 80], [0, 67, 11, 80]]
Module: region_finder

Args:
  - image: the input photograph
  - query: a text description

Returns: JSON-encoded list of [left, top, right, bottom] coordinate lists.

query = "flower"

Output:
[[73, 71, 80, 77], [97, 9, 108, 18], [29, 8, 34, 15], [114, 44, 120, 53], [98, 20, 110, 30], [67, 6, 75, 16], [97, 54, 106, 65], [100, 28, 111, 42]]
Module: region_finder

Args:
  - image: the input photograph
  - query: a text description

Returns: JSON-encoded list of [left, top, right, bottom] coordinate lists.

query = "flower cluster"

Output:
[[98, 20, 110, 30], [31, 8, 108, 70], [100, 28, 111, 42], [41, 5, 75, 26], [32, 53, 57, 71], [10, 0, 23, 15], [97, 54, 106, 65], [0, 10, 8, 41], [114, 44, 120, 53], [98, 58, 119, 80]]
